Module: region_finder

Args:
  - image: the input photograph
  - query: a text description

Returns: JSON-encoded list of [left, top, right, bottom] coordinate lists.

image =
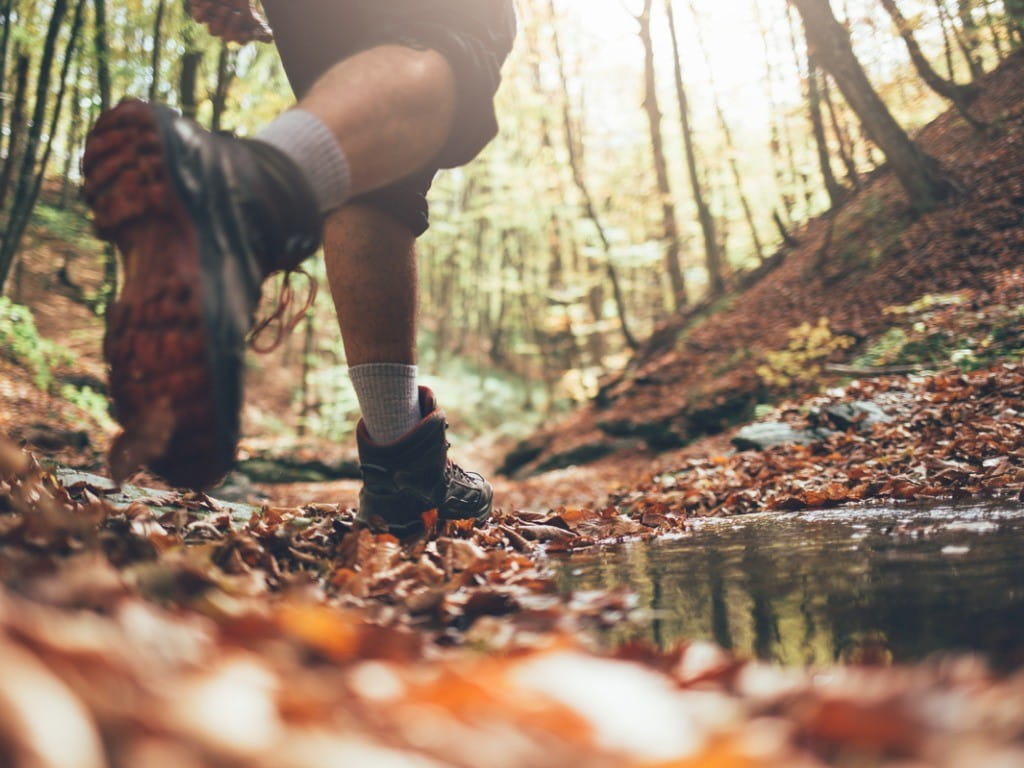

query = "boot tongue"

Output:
[[236, 138, 323, 276], [417, 386, 439, 417]]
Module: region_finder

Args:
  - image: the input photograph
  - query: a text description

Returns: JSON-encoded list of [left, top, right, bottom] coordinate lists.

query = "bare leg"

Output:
[[297, 45, 457, 197], [287, 44, 451, 367], [323, 203, 417, 367]]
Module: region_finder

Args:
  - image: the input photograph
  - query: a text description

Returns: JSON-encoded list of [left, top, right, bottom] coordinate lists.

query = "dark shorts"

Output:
[[260, 0, 517, 236]]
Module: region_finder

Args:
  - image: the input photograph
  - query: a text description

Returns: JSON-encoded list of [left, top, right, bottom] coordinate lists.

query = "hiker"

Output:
[[82, 0, 517, 533]]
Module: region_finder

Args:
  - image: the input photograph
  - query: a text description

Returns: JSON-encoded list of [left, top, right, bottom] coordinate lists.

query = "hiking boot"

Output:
[[83, 99, 321, 489], [356, 388, 493, 535]]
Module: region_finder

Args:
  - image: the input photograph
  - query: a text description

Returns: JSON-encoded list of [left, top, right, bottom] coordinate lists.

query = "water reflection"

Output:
[[555, 503, 1024, 668]]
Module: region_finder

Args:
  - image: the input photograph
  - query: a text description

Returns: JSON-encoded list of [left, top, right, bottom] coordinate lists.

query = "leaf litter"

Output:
[[4, 359, 1024, 766]]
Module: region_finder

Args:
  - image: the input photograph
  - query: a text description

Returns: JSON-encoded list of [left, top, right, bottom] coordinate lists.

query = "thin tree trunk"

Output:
[[754, 0, 798, 227], [180, 53, 202, 119], [820, 73, 860, 190], [879, 0, 983, 129], [210, 40, 235, 132], [665, 0, 723, 296], [31, 0, 87, 207], [149, 0, 167, 101], [92, 0, 117, 299], [180, 18, 202, 120], [774, 210, 800, 247], [637, 0, 686, 311], [807, 54, 846, 209], [790, 0, 953, 213], [60, 52, 83, 209], [547, 0, 637, 350], [1010, 0, 1024, 46], [785, 2, 816, 220], [952, 0, 986, 78], [982, 0, 1006, 59], [0, 0, 15, 151], [1, 0, 85, 290], [0, 52, 28, 211], [297, 310, 314, 437], [689, 0, 767, 261], [92, 0, 111, 111], [934, 0, 958, 77]]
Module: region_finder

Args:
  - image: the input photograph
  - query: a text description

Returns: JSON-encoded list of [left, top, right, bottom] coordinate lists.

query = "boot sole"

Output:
[[83, 100, 226, 488]]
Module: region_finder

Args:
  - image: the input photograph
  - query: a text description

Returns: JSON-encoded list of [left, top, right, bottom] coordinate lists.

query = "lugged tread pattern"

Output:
[[84, 100, 225, 488]]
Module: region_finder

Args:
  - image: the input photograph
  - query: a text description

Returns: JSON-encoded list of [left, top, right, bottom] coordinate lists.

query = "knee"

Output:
[[383, 46, 457, 112]]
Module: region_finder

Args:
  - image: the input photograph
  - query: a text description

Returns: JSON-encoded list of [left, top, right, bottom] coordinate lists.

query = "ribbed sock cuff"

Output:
[[256, 109, 351, 215], [350, 363, 421, 444]]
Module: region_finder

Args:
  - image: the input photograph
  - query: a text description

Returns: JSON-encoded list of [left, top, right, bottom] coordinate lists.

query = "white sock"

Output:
[[256, 109, 351, 214], [350, 364, 422, 444]]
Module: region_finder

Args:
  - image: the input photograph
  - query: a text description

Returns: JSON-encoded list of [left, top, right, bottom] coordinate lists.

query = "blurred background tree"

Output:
[[0, 0, 1015, 443]]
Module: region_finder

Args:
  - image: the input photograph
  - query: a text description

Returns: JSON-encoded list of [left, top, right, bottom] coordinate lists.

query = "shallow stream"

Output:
[[556, 502, 1024, 668]]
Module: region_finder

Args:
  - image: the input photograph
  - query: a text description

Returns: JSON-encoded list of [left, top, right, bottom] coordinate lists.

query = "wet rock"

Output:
[[820, 400, 893, 431], [731, 422, 832, 451], [212, 471, 268, 504]]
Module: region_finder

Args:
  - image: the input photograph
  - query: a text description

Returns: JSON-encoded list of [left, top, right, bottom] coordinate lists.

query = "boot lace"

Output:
[[248, 268, 318, 354]]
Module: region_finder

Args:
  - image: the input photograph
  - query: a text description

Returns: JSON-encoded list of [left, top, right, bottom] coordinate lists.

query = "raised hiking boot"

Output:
[[356, 387, 493, 535], [83, 99, 322, 489]]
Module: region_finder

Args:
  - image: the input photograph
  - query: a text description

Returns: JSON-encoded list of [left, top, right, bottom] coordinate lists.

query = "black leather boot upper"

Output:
[[356, 388, 493, 534]]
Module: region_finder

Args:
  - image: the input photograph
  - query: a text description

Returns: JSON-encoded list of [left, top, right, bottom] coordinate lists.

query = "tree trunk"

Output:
[[0, 0, 86, 290], [92, 0, 111, 111], [60, 53, 84, 209], [806, 49, 846, 209], [791, 0, 953, 213], [92, 0, 117, 300], [689, 0, 767, 261], [982, 0, 1007, 59], [637, 0, 686, 311], [753, 0, 798, 227], [0, 0, 15, 151], [666, 0, 723, 297], [547, 0, 638, 350], [0, 52, 28, 211], [210, 40, 235, 132], [956, 0, 986, 77], [180, 18, 202, 120], [1009, 0, 1024, 45], [934, 0, 958, 77], [784, 3, 819, 221], [820, 73, 860, 190], [149, 0, 167, 101], [879, 0, 983, 128], [297, 310, 315, 438]]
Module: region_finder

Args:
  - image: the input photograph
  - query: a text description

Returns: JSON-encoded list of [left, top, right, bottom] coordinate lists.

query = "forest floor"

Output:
[[2, 55, 1024, 768]]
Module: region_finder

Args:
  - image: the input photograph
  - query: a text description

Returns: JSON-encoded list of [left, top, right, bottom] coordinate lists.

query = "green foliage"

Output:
[[60, 384, 115, 429], [757, 318, 854, 389], [856, 327, 912, 367], [832, 194, 909, 271], [855, 292, 1024, 372], [0, 297, 73, 390], [30, 203, 100, 253], [303, 364, 361, 444]]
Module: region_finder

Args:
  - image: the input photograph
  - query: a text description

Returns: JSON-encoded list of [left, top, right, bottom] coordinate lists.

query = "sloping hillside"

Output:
[[509, 51, 1024, 480]]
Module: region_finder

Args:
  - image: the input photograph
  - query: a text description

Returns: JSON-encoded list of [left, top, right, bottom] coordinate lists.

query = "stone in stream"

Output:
[[820, 400, 893, 431], [732, 400, 893, 451], [731, 422, 833, 451]]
